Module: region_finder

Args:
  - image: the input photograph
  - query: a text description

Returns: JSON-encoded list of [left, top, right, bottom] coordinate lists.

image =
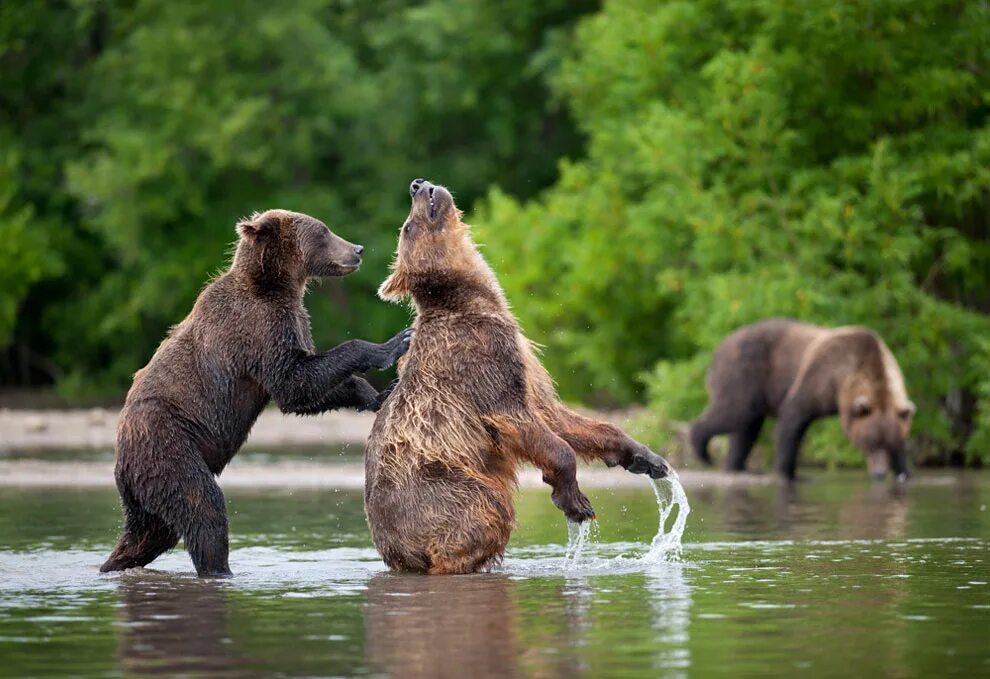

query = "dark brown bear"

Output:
[[101, 210, 411, 577], [689, 318, 915, 481], [364, 179, 672, 575]]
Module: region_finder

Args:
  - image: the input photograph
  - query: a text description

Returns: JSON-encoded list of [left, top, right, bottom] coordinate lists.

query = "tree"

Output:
[[478, 0, 990, 463], [0, 0, 592, 396]]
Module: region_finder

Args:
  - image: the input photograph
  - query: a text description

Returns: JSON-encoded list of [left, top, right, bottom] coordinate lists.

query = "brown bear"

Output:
[[364, 179, 673, 575], [100, 210, 411, 577], [689, 318, 915, 481]]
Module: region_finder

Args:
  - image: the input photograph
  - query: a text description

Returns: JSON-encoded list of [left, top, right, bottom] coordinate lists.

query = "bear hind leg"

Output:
[[689, 409, 732, 466], [725, 416, 764, 472], [134, 453, 233, 578], [180, 477, 232, 578], [100, 504, 179, 573]]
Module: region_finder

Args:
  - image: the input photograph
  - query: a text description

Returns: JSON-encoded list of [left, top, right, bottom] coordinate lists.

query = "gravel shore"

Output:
[[0, 407, 374, 453], [0, 457, 772, 489]]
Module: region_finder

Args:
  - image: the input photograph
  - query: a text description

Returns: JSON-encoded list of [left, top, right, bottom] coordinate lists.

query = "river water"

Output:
[[0, 469, 987, 676]]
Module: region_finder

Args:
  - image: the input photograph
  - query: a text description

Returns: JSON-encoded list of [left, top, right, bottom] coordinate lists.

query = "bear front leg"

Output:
[[288, 376, 381, 415], [267, 328, 412, 414], [548, 406, 672, 479], [485, 415, 595, 523], [774, 402, 814, 481]]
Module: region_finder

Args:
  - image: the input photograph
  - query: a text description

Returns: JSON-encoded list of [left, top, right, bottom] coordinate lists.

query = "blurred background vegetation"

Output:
[[1, 0, 988, 467]]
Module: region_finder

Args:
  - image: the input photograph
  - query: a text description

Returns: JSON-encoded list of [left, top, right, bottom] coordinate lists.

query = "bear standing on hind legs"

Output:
[[364, 179, 673, 575], [689, 318, 915, 481], [101, 210, 411, 577]]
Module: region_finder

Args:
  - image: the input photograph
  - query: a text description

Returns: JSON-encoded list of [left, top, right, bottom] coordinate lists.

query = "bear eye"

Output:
[[897, 408, 913, 420], [403, 221, 415, 235]]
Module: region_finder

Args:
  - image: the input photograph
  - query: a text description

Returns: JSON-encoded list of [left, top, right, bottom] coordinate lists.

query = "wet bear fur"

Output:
[[364, 179, 673, 575], [101, 210, 410, 577]]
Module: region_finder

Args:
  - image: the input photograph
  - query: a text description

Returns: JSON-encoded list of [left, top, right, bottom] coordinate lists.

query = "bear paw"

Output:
[[625, 448, 673, 480], [376, 328, 413, 370], [553, 489, 596, 523]]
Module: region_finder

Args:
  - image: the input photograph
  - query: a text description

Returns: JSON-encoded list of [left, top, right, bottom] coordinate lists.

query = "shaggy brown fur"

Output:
[[101, 210, 411, 577], [689, 318, 915, 480], [365, 179, 672, 575]]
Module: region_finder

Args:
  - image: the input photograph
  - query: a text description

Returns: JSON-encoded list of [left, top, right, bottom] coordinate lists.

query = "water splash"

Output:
[[644, 476, 691, 562], [555, 476, 690, 570], [564, 519, 597, 567]]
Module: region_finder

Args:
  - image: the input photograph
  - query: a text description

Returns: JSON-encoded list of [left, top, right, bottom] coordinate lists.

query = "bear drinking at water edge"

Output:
[[364, 179, 673, 575], [101, 210, 411, 577], [689, 318, 915, 481]]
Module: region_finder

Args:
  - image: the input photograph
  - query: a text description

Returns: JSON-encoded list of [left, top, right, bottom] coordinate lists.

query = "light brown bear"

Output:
[[689, 318, 915, 481], [364, 179, 673, 574]]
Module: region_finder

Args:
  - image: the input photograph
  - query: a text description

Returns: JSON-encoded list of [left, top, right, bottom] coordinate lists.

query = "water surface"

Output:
[[1, 472, 988, 676]]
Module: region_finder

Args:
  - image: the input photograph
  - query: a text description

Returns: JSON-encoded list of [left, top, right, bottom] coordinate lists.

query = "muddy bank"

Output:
[[0, 407, 374, 453]]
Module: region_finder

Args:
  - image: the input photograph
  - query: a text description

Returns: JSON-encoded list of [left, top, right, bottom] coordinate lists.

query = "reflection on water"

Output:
[[689, 478, 917, 542], [837, 483, 910, 539], [646, 562, 691, 674], [115, 575, 244, 676], [0, 472, 988, 676], [365, 574, 520, 678]]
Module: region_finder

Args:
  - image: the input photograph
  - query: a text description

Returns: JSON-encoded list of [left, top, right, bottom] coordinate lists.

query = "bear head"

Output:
[[839, 373, 915, 481], [378, 179, 498, 309], [235, 209, 363, 288]]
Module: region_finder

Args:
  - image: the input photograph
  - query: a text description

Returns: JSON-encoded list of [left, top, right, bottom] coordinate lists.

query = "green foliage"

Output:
[[3, 0, 989, 467], [0, 0, 591, 395], [968, 339, 990, 462], [0, 151, 56, 344], [478, 0, 990, 462]]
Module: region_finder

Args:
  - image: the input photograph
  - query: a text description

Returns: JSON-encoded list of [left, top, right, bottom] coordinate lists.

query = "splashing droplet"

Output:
[[564, 519, 597, 567], [644, 476, 691, 562]]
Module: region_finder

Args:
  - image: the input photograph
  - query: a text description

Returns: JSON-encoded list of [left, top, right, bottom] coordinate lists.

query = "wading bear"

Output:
[[689, 318, 915, 481], [364, 179, 672, 575], [101, 210, 411, 577]]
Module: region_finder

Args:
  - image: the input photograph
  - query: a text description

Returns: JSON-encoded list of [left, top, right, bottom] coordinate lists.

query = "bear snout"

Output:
[[410, 178, 428, 197]]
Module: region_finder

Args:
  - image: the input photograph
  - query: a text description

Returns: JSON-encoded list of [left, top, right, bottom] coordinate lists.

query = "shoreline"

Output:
[[0, 406, 640, 453], [0, 458, 967, 489], [2, 408, 974, 484], [0, 407, 375, 453]]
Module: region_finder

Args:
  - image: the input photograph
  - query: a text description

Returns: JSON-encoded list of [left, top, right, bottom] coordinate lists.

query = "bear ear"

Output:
[[898, 401, 916, 420], [237, 211, 280, 243], [378, 270, 410, 303]]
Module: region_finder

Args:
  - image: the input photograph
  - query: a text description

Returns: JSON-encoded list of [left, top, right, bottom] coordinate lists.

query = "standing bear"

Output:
[[101, 210, 411, 577], [689, 318, 915, 481], [364, 179, 673, 575]]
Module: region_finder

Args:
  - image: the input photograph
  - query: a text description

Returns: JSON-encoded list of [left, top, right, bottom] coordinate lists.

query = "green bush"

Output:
[[0, 151, 58, 346], [478, 0, 990, 463]]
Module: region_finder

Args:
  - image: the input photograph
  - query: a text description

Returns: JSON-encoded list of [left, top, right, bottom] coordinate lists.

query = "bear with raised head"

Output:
[[689, 318, 915, 480], [101, 210, 411, 577], [364, 179, 673, 575]]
